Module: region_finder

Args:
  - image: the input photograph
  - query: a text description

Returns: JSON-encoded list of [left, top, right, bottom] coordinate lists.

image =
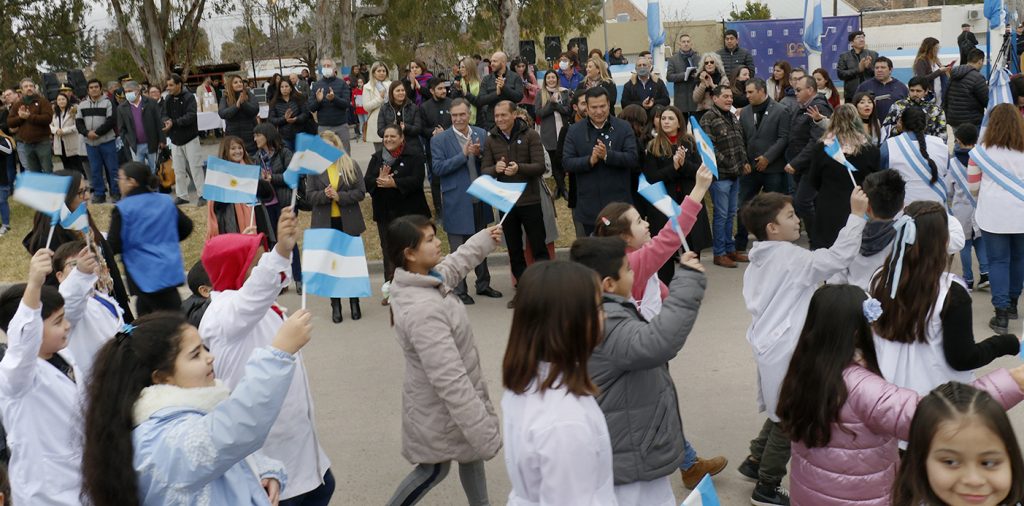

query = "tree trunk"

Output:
[[500, 0, 520, 57], [143, 0, 169, 83], [339, 0, 389, 68], [314, 0, 333, 65]]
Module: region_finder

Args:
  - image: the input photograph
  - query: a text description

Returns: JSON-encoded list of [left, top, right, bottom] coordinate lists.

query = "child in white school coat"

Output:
[[198, 207, 334, 504], [52, 240, 124, 380], [735, 188, 869, 505], [0, 249, 78, 505]]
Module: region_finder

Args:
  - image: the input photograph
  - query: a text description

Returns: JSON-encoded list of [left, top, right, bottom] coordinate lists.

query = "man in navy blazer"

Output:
[[735, 78, 790, 253], [430, 98, 503, 304]]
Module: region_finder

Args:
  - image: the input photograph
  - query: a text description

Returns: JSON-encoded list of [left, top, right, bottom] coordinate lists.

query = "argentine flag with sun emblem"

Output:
[[302, 228, 372, 298], [203, 156, 261, 204]]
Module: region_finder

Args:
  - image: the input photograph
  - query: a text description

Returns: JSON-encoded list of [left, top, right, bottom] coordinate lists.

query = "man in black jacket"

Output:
[[117, 80, 164, 173], [717, 29, 755, 77], [420, 77, 452, 222], [836, 31, 879, 104], [620, 59, 671, 121], [945, 48, 988, 129], [162, 73, 205, 205], [958, 23, 979, 63], [310, 58, 352, 152], [476, 51, 524, 130], [735, 78, 790, 253], [563, 86, 638, 237], [786, 76, 833, 247]]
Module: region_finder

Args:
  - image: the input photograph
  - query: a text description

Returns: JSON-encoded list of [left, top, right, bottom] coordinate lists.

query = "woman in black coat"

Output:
[[219, 75, 261, 154], [376, 80, 424, 149], [268, 79, 310, 151], [364, 124, 430, 291], [642, 106, 712, 284], [802, 104, 881, 249]]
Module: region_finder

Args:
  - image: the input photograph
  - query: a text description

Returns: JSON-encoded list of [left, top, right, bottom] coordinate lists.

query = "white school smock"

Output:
[[502, 364, 618, 506], [0, 303, 84, 506], [745, 215, 865, 422], [885, 133, 950, 207], [873, 272, 973, 396], [59, 268, 123, 380], [972, 145, 1024, 234], [199, 251, 331, 500]]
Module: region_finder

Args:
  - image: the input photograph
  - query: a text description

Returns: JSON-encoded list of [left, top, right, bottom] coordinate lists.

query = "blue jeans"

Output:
[[735, 171, 790, 251], [982, 230, 1024, 309], [960, 232, 989, 284], [17, 141, 52, 172], [678, 438, 699, 471], [711, 179, 739, 256], [134, 142, 158, 173], [0, 185, 9, 226], [87, 140, 121, 198]]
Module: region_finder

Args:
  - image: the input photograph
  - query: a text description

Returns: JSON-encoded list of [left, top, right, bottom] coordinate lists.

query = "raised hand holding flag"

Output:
[[637, 174, 689, 251], [14, 172, 72, 249], [286, 133, 344, 208], [824, 138, 858, 187], [467, 175, 526, 224]]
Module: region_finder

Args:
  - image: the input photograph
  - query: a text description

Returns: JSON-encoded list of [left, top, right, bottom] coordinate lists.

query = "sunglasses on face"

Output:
[[704, 61, 715, 65]]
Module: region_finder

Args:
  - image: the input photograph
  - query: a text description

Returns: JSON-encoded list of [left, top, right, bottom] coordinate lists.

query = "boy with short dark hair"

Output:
[[830, 170, 907, 290], [571, 236, 707, 505], [0, 249, 82, 505], [736, 187, 868, 506], [182, 261, 212, 328], [950, 123, 988, 290]]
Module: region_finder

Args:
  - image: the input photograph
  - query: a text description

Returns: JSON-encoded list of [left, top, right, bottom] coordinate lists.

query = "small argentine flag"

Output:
[[681, 474, 722, 506], [13, 172, 72, 216], [302, 228, 372, 298], [204, 157, 260, 204], [824, 139, 859, 187], [60, 203, 90, 233], [467, 175, 526, 214], [286, 133, 343, 189], [689, 117, 719, 179], [638, 174, 688, 250]]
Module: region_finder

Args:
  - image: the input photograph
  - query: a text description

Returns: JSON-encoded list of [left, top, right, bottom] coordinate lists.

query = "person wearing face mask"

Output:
[[309, 57, 352, 153], [556, 51, 584, 90], [621, 59, 670, 122], [666, 34, 702, 124], [116, 81, 164, 173]]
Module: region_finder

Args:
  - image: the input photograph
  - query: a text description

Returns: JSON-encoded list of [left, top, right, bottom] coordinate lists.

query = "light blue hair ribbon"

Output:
[[887, 215, 917, 299]]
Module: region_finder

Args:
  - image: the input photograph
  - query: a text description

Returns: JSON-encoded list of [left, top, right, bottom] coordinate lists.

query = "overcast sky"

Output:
[[84, 0, 858, 60]]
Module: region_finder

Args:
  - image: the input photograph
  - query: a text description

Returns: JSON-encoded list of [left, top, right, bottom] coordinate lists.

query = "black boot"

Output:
[[350, 298, 362, 321], [990, 307, 1010, 334], [331, 298, 343, 323], [1010, 298, 1019, 320]]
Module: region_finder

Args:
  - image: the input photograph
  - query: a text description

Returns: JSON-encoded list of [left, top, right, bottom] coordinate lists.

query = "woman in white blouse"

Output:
[[501, 260, 617, 505]]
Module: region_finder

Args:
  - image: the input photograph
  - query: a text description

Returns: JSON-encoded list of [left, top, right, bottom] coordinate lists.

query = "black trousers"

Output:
[[502, 203, 549, 281], [136, 286, 183, 316]]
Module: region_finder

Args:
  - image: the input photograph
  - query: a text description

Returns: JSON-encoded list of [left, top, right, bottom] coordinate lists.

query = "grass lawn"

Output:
[[0, 184, 582, 282]]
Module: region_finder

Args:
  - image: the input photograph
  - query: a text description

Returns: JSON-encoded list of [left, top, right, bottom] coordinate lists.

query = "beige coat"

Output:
[[388, 229, 502, 464], [692, 75, 730, 112], [362, 80, 390, 144], [50, 106, 81, 157]]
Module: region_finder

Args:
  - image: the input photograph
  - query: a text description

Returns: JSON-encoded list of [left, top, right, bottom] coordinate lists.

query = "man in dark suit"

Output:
[[429, 98, 500, 305], [117, 80, 164, 173], [958, 23, 979, 64], [735, 78, 790, 253]]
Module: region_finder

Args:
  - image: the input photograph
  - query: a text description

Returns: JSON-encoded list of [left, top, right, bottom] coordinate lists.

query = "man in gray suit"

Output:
[[735, 78, 790, 253], [429, 98, 502, 305], [666, 33, 701, 122]]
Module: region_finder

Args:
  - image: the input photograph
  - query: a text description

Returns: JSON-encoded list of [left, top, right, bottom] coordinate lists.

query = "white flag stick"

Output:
[[291, 190, 298, 211], [498, 211, 512, 226], [846, 167, 858, 188], [45, 223, 56, 250]]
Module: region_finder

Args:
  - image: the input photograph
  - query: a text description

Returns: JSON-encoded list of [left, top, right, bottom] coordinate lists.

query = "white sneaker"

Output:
[[0, 225, 9, 237]]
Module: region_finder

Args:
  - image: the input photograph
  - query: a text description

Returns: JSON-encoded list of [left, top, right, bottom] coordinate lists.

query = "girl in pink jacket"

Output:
[[776, 284, 1024, 506]]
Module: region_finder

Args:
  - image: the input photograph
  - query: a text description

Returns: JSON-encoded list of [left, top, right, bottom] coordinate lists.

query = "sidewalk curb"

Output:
[[364, 247, 572, 274]]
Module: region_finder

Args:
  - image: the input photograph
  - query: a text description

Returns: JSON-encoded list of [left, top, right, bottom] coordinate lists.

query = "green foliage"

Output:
[[92, 30, 144, 84], [220, 18, 271, 65], [728, 0, 771, 21], [469, 0, 604, 49], [0, 0, 94, 87]]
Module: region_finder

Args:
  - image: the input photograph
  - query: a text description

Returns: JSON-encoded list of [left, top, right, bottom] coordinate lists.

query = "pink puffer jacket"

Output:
[[790, 364, 1024, 506]]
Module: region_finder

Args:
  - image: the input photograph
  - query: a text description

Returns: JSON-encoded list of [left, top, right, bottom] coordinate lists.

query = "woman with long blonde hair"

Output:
[[305, 129, 367, 323], [362, 61, 392, 150], [451, 57, 482, 125], [912, 36, 950, 106], [576, 56, 618, 107], [799, 103, 881, 248]]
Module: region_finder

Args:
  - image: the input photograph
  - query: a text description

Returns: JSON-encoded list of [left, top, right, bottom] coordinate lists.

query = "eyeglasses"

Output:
[[704, 61, 715, 65]]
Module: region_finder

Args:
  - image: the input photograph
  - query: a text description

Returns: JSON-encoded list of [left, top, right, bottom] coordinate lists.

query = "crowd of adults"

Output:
[[1, 25, 1023, 331]]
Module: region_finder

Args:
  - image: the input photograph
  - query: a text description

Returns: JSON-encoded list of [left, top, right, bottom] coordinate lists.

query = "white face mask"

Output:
[[322, 67, 335, 78], [125, 91, 138, 102], [558, 61, 570, 71]]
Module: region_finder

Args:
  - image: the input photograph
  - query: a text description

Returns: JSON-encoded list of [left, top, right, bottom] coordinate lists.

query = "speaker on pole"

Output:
[[519, 40, 537, 64], [41, 73, 61, 102], [67, 69, 87, 99], [544, 36, 562, 61]]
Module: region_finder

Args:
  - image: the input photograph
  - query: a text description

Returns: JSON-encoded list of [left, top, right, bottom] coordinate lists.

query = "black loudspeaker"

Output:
[[519, 40, 536, 64], [41, 72, 61, 102], [544, 36, 562, 61], [67, 69, 87, 98], [569, 37, 589, 58]]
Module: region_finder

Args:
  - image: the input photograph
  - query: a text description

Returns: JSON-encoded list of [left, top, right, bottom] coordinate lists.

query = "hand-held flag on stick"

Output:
[[60, 203, 90, 233], [823, 139, 858, 187], [689, 117, 719, 179], [301, 229, 372, 309], [638, 174, 689, 251], [682, 474, 722, 506], [467, 175, 526, 225], [14, 172, 72, 250], [286, 133, 343, 207], [203, 157, 261, 204]]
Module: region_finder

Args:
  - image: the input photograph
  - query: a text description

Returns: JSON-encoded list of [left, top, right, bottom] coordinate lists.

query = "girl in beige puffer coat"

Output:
[[384, 214, 504, 506]]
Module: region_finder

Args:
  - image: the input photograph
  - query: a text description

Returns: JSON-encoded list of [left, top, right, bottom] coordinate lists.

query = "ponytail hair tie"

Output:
[[115, 323, 136, 344]]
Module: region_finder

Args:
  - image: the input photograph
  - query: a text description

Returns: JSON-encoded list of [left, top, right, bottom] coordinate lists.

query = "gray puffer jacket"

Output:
[[589, 265, 706, 485]]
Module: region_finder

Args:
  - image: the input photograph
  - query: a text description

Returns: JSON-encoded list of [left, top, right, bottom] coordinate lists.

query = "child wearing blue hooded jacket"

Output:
[[80, 307, 314, 506]]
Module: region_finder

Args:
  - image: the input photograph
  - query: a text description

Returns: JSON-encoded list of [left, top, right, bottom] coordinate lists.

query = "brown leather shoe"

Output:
[[729, 251, 750, 262], [681, 456, 729, 489], [713, 255, 737, 268]]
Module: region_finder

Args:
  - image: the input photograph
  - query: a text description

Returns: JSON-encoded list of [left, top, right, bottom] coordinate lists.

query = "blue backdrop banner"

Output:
[[725, 16, 860, 81]]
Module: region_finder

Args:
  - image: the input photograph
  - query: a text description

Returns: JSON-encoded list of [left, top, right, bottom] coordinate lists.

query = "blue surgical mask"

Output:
[[125, 91, 137, 102]]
